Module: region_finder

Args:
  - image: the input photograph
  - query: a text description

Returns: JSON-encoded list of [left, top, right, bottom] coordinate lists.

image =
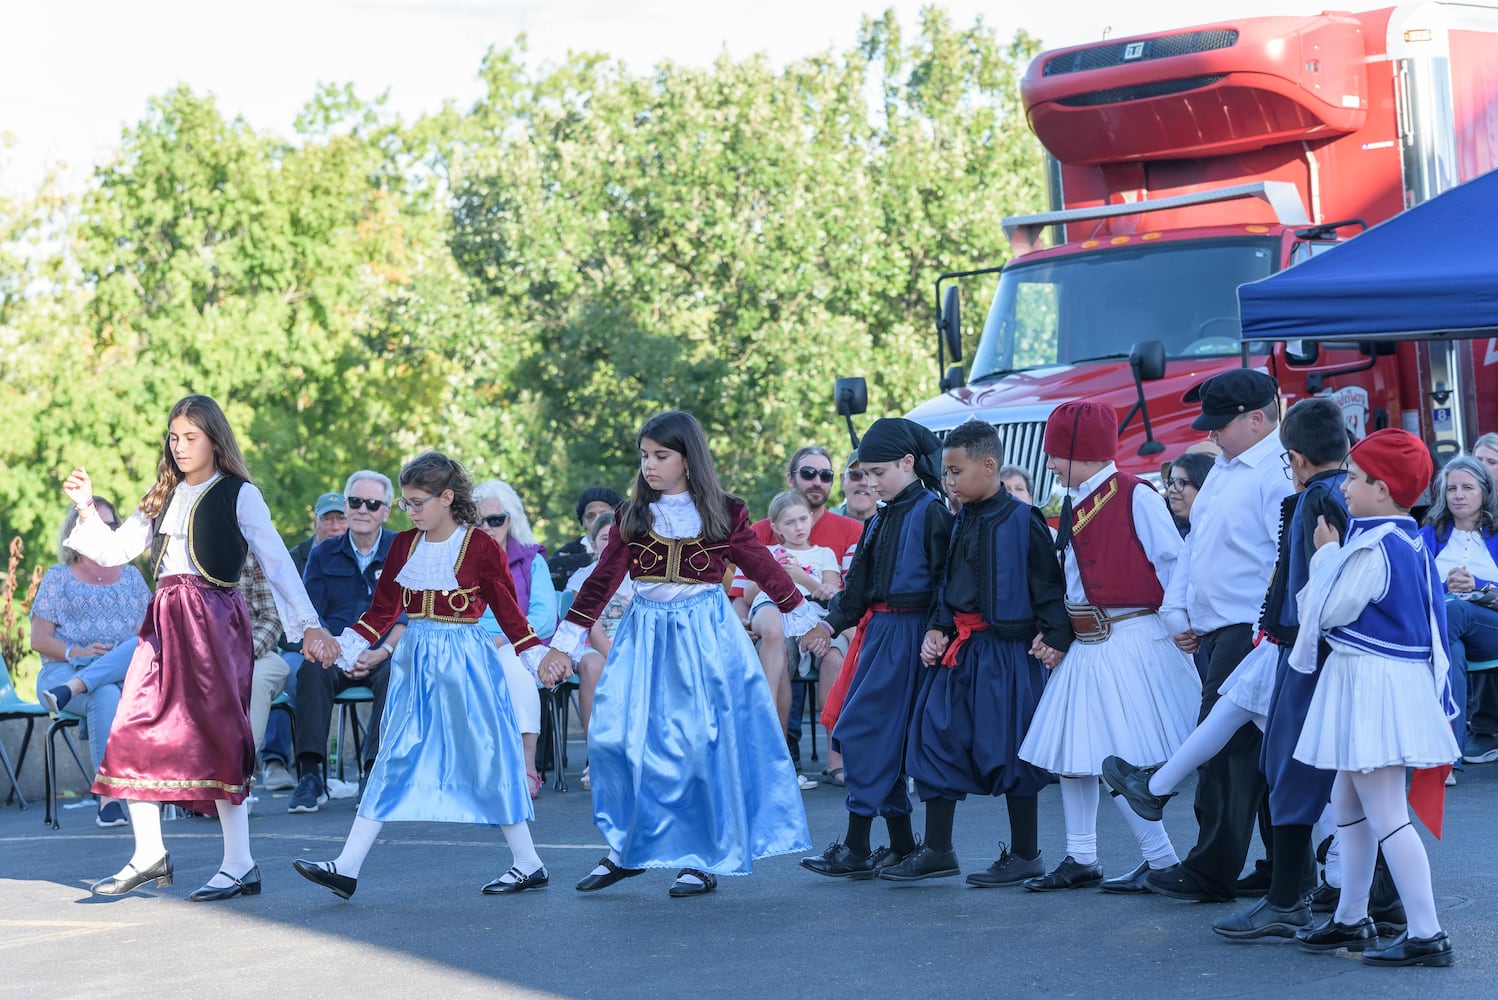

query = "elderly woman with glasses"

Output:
[[1163, 452, 1216, 537], [474, 479, 558, 797], [30, 499, 152, 828]]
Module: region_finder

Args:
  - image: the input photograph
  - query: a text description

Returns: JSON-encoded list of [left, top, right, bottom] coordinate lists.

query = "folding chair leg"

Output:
[[551, 688, 569, 793], [44, 722, 58, 829], [0, 737, 27, 810]]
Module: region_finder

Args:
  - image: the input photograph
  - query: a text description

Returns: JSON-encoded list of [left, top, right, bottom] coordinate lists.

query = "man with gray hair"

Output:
[[288, 470, 405, 813]]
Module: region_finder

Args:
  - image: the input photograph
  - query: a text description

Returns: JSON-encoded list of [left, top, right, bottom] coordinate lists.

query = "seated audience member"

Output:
[[290, 472, 402, 813], [29, 499, 152, 827], [565, 512, 632, 790], [549, 486, 622, 592], [998, 464, 1035, 506], [1472, 432, 1498, 477], [1418, 454, 1498, 761], [1163, 452, 1215, 537], [239, 554, 292, 788], [474, 478, 555, 797], [830, 450, 877, 522], [289, 492, 348, 575]]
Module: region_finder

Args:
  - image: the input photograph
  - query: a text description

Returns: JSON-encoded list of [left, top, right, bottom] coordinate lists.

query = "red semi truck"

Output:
[[890, 2, 1498, 509]]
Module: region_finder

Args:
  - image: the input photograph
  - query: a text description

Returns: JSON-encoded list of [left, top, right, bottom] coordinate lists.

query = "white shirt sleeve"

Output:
[[66, 505, 153, 567], [550, 620, 590, 661], [1132, 486, 1190, 635], [237, 484, 323, 643], [1312, 542, 1387, 630]]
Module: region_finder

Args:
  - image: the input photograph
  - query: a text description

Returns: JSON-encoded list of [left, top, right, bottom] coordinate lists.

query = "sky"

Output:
[[0, 0, 1339, 197]]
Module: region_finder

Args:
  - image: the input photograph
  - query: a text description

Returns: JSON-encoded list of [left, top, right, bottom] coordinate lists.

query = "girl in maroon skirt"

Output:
[[63, 395, 336, 901]]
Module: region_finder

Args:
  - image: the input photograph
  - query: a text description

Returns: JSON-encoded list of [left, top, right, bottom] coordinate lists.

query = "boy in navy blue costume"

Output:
[[799, 418, 952, 879], [879, 420, 1072, 883]]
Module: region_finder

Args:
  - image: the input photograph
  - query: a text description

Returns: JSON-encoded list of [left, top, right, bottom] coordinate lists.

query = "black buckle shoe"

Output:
[[293, 859, 357, 899], [1296, 916, 1376, 953], [1102, 756, 1174, 822], [668, 868, 718, 897], [1023, 855, 1103, 892], [1099, 861, 1153, 894], [876, 844, 960, 882], [1211, 896, 1312, 939], [801, 841, 881, 880], [575, 856, 645, 892], [189, 865, 262, 902], [483, 865, 550, 894], [1361, 930, 1454, 968], [90, 854, 173, 896], [967, 844, 1044, 888]]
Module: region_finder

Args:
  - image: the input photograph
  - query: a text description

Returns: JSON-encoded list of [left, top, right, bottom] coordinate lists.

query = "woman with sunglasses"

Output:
[[474, 479, 556, 797], [1163, 452, 1215, 537]]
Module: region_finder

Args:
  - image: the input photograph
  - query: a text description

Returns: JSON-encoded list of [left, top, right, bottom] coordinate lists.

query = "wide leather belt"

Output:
[[1066, 602, 1156, 645]]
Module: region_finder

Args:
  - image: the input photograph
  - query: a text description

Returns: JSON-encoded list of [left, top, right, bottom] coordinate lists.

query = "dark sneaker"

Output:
[[288, 772, 327, 813], [41, 685, 74, 715], [876, 844, 960, 882], [1296, 916, 1376, 953], [1461, 732, 1498, 764], [1023, 855, 1103, 892], [95, 800, 129, 828], [1145, 863, 1234, 902], [1211, 896, 1313, 939], [801, 841, 880, 879], [967, 843, 1044, 888], [1101, 755, 1174, 822]]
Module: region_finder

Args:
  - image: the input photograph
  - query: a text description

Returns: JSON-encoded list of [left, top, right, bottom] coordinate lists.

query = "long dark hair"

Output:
[[400, 451, 479, 526], [141, 395, 255, 518], [619, 411, 734, 542]]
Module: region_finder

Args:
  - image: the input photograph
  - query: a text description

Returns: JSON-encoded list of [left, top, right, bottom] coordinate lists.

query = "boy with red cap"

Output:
[[1017, 400, 1201, 892], [1290, 428, 1458, 967]]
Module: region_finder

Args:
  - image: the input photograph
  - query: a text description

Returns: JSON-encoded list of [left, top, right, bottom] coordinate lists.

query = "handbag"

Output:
[[1472, 584, 1498, 612]]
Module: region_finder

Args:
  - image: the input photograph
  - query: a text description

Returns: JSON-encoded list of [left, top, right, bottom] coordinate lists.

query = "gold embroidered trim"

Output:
[[95, 774, 249, 794], [634, 531, 720, 585], [1072, 477, 1119, 537]]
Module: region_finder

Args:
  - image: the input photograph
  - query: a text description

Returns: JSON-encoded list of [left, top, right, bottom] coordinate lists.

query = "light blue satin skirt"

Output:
[[589, 588, 812, 874], [358, 619, 534, 826]]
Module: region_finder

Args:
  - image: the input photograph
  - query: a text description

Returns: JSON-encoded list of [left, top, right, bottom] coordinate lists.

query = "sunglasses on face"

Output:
[[347, 497, 386, 511], [797, 466, 835, 484], [845, 469, 867, 482], [482, 514, 510, 528]]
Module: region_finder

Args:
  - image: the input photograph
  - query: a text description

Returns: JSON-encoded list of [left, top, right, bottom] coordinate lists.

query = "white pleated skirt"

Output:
[[1294, 650, 1459, 773], [1218, 639, 1278, 731], [1019, 614, 1202, 777]]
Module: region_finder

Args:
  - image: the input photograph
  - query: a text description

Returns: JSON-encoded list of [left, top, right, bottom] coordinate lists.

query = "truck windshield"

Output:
[[969, 238, 1277, 380]]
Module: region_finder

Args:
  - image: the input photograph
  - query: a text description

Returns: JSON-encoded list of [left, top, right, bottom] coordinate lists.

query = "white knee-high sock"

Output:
[[126, 801, 166, 868], [1330, 773, 1374, 925], [332, 815, 383, 878], [1148, 699, 1254, 797], [500, 821, 543, 875], [1109, 790, 1179, 867], [215, 800, 254, 876], [1059, 776, 1099, 865], [1353, 767, 1442, 939]]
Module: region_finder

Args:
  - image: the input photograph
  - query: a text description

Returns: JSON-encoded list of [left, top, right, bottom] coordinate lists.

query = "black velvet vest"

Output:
[[151, 474, 249, 586]]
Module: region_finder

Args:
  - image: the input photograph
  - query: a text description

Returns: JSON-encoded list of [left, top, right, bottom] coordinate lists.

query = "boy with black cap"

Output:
[[549, 486, 623, 591], [798, 417, 952, 880], [1017, 400, 1201, 892], [1291, 428, 1456, 967], [1149, 368, 1294, 902]]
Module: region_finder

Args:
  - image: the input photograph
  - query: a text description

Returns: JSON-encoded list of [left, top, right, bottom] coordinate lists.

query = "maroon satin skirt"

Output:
[[92, 575, 255, 811]]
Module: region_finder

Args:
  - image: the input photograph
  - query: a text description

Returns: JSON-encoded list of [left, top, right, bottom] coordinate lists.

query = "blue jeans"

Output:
[[260, 650, 302, 766], [1446, 596, 1498, 743], [34, 641, 136, 774]]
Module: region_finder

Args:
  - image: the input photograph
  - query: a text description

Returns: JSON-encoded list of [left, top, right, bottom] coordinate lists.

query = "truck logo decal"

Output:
[[1323, 385, 1371, 441], [1123, 42, 1145, 60], [1485, 338, 1498, 366]]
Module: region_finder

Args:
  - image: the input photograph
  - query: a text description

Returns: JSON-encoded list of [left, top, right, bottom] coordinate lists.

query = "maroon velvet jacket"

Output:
[[566, 497, 805, 628], [1069, 472, 1167, 610], [353, 527, 542, 653]]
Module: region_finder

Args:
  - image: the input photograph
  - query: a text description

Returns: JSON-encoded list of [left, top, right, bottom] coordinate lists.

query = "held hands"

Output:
[[1029, 633, 1064, 670], [301, 627, 339, 668], [63, 468, 94, 510], [348, 646, 386, 679], [538, 649, 574, 686], [920, 629, 949, 666], [798, 622, 831, 657], [1446, 566, 1476, 594], [71, 641, 114, 659], [1172, 631, 1201, 654], [809, 581, 838, 602]]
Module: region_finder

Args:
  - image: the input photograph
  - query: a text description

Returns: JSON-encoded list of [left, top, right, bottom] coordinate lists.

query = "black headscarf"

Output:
[[575, 486, 623, 524], [858, 418, 944, 495]]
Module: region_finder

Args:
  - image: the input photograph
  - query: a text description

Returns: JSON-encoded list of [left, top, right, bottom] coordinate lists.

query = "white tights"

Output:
[[120, 799, 253, 887], [1330, 768, 1441, 938], [329, 815, 542, 878], [1148, 698, 1254, 797]]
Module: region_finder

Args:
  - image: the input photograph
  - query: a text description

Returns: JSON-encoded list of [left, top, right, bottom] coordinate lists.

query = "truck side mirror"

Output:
[[940, 364, 966, 391], [1129, 340, 1166, 382], [939, 285, 963, 364], [834, 377, 867, 417]]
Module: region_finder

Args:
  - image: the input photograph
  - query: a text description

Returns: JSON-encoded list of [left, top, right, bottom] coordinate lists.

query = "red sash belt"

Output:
[[819, 602, 896, 731], [941, 611, 988, 668]]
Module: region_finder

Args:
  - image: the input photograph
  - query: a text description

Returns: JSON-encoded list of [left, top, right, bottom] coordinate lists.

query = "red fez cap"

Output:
[[1349, 429, 1433, 509], [1044, 400, 1117, 462]]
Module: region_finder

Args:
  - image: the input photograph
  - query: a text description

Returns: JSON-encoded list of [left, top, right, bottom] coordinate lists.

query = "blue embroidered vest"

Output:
[[1328, 517, 1441, 661]]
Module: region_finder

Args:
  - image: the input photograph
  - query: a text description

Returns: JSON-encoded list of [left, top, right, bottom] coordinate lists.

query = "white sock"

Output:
[[125, 800, 166, 870], [1149, 698, 1253, 796], [203, 800, 254, 885], [331, 815, 384, 879], [590, 847, 623, 877], [1330, 773, 1374, 925], [500, 822, 543, 876], [1109, 790, 1179, 868], [1352, 767, 1442, 939], [1059, 776, 1099, 865], [676, 871, 705, 886]]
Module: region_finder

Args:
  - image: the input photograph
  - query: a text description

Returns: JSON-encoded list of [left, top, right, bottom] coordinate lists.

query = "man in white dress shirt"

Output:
[[1147, 369, 1296, 902]]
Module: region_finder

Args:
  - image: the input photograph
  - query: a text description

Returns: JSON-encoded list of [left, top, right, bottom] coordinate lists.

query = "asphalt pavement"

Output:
[[4, 731, 1496, 999]]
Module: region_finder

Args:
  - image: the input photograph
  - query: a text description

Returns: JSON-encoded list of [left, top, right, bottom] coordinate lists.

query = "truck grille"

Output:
[[1042, 29, 1238, 76], [930, 420, 1057, 506], [1057, 74, 1226, 107]]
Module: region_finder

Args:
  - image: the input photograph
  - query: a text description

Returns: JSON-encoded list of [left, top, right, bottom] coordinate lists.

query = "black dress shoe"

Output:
[[967, 844, 1043, 888], [1023, 855, 1103, 892], [1307, 879, 1340, 913], [293, 859, 357, 899], [1233, 864, 1273, 898], [1101, 756, 1174, 822], [877, 844, 960, 882], [1145, 863, 1232, 902], [189, 865, 262, 902], [668, 868, 718, 897], [575, 856, 645, 892], [1361, 930, 1454, 968], [482, 866, 549, 894], [1099, 861, 1153, 894], [1296, 916, 1376, 953], [90, 854, 173, 896], [1211, 896, 1312, 939], [801, 841, 882, 880], [867, 844, 912, 874]]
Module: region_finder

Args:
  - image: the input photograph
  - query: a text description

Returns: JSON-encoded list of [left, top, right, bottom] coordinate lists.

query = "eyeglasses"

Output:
[[1280, 451, 1294, 480], [845, 469, 867, 482], [347, 497, 386, 511], [797, 467, 835, 484], [1165, 478, 1193, 492], [396, 495, 436, 513], [482, 514, 510, 528]]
